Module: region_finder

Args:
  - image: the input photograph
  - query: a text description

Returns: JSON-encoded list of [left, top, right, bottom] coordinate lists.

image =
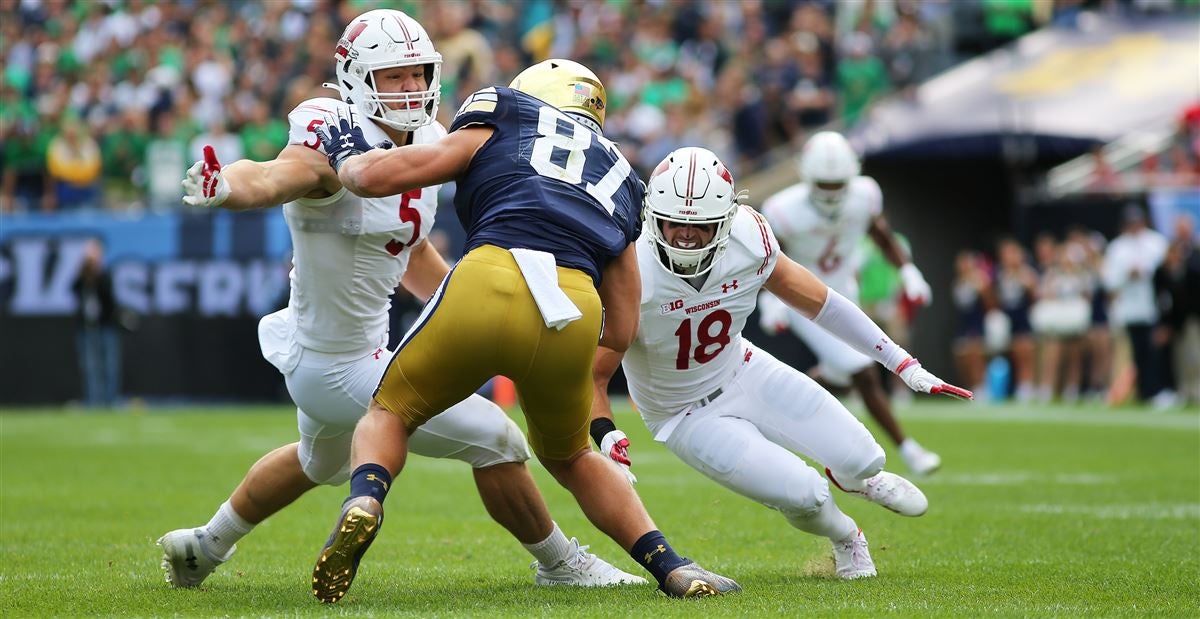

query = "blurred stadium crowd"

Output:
[[6, 0, 1177, 214], [952, 209, 1200, 408], [3, 0, 1197, 410]]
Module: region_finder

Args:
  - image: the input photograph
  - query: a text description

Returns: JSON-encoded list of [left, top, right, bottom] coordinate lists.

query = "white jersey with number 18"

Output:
[[622, 206, 780, 430]]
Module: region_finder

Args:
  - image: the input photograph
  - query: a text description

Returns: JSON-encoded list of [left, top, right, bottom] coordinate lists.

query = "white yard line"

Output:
[[1018, 503, 1200, 520]]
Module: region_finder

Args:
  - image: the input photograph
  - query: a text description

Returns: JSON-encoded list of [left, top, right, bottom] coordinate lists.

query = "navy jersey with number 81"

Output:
[[449, 87, 643, 284]]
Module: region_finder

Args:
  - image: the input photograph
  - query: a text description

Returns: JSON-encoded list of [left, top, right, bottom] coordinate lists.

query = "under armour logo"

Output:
[[721, 280, 739, 293], [340, 134, 355, 148], [373, 348, 383, 360], [184, 542, 199, 570], [875, 344, 883, 351], [366, 473, 389, 491], [643, 544, 667, 564]]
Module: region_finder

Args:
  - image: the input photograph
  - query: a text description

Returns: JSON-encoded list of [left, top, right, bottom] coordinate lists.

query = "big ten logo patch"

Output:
[[660, 299, 683, 315]]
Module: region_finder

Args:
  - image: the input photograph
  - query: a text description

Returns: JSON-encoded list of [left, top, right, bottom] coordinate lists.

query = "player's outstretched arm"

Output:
[[590, 345, 636, 484], [400, 239, 451, 301], [336, 125, 493, 198], [182, 145, 335, 211], [868, 214, 932, 305], [765, 254, 972, 400]]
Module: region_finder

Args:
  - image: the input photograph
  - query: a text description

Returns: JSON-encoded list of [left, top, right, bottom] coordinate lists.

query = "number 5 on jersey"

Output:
[[385, 189, 423, 256]]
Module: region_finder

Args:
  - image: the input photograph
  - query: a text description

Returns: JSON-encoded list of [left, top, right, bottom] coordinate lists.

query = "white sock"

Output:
[[786, 498, 858, 542], [522, 521, 574, 567], [203, 501, 253, 557]]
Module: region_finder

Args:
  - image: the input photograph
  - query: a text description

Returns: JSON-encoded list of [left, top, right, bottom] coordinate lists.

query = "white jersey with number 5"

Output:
[[760, 176, 881, 300], [623, 206, 780, 431], [279, 97, 445, 355]]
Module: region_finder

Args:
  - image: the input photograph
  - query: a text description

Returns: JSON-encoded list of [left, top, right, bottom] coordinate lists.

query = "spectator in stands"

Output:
[[239, 100, 287, 163], [836, 31, 889, 128], [1, 110, 53, 213], [1103, 205, 1171, 406], [1067, 226, 1113, 402], [788, 32, 835, 130], [46, 114, 102, 211], [72, 239, 123, 408], [188, 118, 242, 170], [996, 237, 1039, 402], [1032, 238, 1092, 403], [881, 12, 933, 97], [1153, 215, 1200, 405], [100, 107, 150, 210], [144, 111, 187, 210], [982, 0, 1034, 49], [953, 250, 992, 396]]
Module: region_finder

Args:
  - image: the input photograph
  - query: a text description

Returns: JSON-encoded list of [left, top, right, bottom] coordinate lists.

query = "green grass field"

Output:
[[2, 401, 1198, 617]]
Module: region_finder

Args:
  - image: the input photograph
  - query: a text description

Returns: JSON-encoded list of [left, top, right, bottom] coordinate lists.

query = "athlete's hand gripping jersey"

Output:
[[449, 87, 642, 284], [622, 206, 779, 430], [280, 97, 444, 354], [761, 176, 882, 299]]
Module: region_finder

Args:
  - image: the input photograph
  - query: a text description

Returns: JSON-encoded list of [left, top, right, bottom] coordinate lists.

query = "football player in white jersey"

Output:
[[158, 9, 643, 591], [591, 147, 972, 579], [758, 131, 942, 475]]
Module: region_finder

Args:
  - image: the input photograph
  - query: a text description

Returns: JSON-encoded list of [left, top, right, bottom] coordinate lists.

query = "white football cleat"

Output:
[[827, 469, 929, 517], [157, 528, 235, 587], [532, 538, 648, 587], [833, 529, 876, 580], [899, 439, 942, 476]]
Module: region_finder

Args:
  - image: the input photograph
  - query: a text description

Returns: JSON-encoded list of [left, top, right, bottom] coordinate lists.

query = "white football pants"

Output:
[[661, 342, 884, 536], [284, 345, 530, 485]]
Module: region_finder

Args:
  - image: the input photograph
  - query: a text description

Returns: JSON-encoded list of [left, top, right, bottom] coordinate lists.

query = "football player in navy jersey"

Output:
[[309, 59, 740, 601]]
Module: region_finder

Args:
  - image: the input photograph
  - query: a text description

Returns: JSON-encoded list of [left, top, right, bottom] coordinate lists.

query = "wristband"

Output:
[[590, 417, 618, 448]]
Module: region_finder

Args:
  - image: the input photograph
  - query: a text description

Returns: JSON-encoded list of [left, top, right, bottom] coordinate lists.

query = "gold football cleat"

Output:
[[311, 497, 383, 604]]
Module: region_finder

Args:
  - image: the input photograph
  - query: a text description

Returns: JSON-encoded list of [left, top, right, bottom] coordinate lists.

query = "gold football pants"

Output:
[[374, 244, 603, 460]]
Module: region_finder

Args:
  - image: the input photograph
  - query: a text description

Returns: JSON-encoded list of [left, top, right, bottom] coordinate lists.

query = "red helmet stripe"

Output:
[[685, 150, 697, 207], [393, 14, 415, 50], [346, 21, 368, 43]]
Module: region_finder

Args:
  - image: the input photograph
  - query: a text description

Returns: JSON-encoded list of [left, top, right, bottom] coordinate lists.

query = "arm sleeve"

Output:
[[811, 287, 912, 373]]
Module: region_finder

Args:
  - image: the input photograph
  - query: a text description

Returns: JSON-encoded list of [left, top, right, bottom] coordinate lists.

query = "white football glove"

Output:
[[600, 429, 637, 484], [757, 291, 791, 335], [896, 358, 973, 400], [182, 145, 231, 207], [899, 263, 932, 306]]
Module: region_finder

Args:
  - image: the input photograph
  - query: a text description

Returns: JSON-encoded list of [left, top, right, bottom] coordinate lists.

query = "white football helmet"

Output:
[[798, 131, 860, 216], [329, 10, 442, 132], [645, 147, 743, 278]]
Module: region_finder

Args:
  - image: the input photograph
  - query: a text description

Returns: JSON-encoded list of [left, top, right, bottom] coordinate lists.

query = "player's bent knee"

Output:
[[298, 434, 353, 485], [300, 454, 351, 486], [466, 415, 532, 468], [776, 466, 830, 518], [845, 446, 886, 481]]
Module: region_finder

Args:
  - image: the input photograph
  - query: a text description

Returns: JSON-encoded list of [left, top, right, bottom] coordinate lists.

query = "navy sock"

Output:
[[348, 463, 392, 505], [630, 530, 691, 586]]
